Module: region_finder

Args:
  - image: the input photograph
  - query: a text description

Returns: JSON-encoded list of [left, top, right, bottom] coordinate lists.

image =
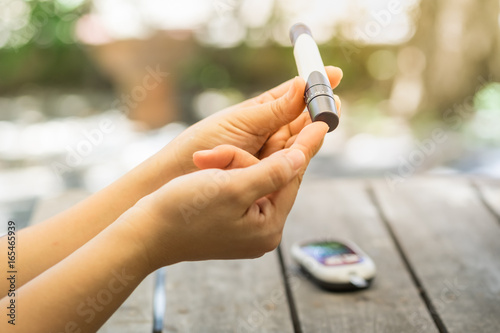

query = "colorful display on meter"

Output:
[[301, 241, 362, 266]]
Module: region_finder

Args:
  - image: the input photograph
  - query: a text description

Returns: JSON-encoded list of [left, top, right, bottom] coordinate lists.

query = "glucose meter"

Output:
[[291, 239, 376, 291]]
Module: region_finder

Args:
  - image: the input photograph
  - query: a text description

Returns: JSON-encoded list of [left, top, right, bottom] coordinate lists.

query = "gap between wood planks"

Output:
[[277, 245, 303, 333], [471, 180, 500, 226], [366, 182, 449, 333]]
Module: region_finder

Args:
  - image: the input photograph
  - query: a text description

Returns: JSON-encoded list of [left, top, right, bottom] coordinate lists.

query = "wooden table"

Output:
[[31, 177, 500, 333]]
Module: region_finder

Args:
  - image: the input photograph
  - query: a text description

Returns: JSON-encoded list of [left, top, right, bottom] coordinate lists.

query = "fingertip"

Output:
[[193, 149, 212, 160], [325, 66, 343, 89], [325, 65, 343, 78], [336, 67, 343, 79], [311, 121, 330, 135], [287, 76, 305, 101], [295, 75, 306, 87], [334, 94, 342, 116], [193, 150, 210, 168], [290, 121, 329, 160], [270, 76, 307, 126], [302, 121, 329, 134]]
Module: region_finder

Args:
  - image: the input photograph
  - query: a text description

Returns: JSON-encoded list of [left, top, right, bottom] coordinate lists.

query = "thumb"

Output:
[[238, 77, 306, 134], [193, 145, 259, 170], [233, 149, 306, 203]]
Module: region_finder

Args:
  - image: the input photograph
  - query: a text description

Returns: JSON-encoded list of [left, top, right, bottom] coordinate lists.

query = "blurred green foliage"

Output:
[[0, 0, 108, 92], [1, 0, 497, 151], [1, 1, 392, 103]]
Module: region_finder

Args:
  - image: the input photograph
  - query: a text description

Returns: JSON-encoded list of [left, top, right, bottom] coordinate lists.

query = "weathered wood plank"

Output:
[[372, 177, 500, 333], [474, 178, 500, 221], [281, 180, 438, 333], [99, 274, 155, 333], [162, 254, 294, 333]]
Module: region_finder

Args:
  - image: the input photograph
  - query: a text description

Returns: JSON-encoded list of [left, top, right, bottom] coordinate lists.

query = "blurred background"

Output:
[[1, 0, 499, 229]]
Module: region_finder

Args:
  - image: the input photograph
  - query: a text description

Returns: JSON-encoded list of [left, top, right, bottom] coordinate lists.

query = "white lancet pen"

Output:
[[290, 23, 339, 132]]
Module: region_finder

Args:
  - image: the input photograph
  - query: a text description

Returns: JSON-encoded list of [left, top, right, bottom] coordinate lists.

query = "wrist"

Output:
[[160, 122, 211, 177], [114, 204, 181, 272], [133, 153, 177, 192], [108, 212, 156, 277]]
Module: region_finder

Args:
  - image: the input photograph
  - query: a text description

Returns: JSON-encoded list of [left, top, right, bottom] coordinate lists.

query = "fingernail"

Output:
[[286, 77, 298, 99], [194, 150, 212, 157], [285, 149, 306, 171], [316, 121, 330, 134]]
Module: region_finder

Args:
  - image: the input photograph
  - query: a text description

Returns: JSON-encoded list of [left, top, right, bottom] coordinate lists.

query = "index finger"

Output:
[[289, 122, 329, 163]]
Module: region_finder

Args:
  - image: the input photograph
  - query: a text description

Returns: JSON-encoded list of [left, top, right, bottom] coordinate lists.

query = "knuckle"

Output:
[[212, 169, 231, 187], [247, 251, 266, 260], [269, 99, 286, 123], [267, 163, 289, 189], [261, 233, 282, 253], [223, 183, 238, 198], [216, 144, 235, 153], [223, 181, 247, 205]]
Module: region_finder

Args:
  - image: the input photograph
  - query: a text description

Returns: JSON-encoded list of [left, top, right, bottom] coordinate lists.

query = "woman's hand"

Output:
[[124, 122, 329, 270], [161, 66, 342, 177], [6, 65, 341, 295]]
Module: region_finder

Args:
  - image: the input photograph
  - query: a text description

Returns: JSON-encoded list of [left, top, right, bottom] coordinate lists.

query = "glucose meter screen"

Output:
[[301, 241, 356, 265]]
